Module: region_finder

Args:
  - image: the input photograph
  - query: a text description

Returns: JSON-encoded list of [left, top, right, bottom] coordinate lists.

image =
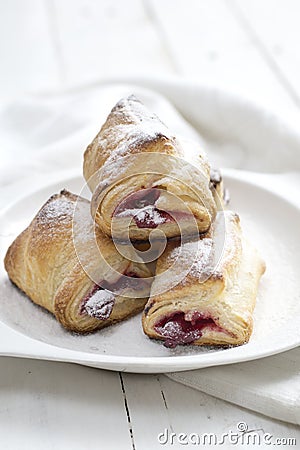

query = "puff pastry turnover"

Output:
[[4, 190, 151, 333], [142, 211, 265, 347], [83, 95, 216, 241]]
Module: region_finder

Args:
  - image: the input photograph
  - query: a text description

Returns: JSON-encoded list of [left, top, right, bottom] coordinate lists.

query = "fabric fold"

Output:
[[166, 347, 300, 425]]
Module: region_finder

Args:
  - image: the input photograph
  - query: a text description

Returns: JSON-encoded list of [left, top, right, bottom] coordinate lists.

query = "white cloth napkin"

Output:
[[1, 79, 299, 425], [167, 349, 300, 426]]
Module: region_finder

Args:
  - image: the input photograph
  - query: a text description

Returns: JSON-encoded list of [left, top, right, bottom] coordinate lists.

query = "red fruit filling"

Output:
[[114, 188, 173, 229], [154, 311, 223, 348], [116, 188, 160, 211], [102, 270, 147, 292], [81, 272, 148, 320]]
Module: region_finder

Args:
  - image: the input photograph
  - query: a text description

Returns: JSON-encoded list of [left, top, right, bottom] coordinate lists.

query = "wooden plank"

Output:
[[121, 373, 175, 449], [0, 358, 133, 450], [122, 371, 299, 447], [231, 0, 300, 106], [50, 0, 176, 87], [147, 0, 297, 114], [0, 0, 60, 100]]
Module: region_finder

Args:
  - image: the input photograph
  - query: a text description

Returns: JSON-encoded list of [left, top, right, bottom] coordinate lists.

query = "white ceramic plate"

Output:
[[0, 171, 299, 373]]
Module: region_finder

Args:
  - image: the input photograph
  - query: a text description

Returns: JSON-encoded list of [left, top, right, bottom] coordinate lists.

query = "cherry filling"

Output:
[[114, 188, 174, 229], [154, 311, 220, 348], [102, 271, 147, 292], [117, 188, 160, 211], [80, 272, 145, 320], [134, 207, 172, 229]]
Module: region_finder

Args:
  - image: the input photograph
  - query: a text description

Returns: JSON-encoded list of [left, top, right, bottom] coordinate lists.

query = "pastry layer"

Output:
[[4, 190, 152, 333], [142, 211, 266, 347], [83, 95, 216, 240]]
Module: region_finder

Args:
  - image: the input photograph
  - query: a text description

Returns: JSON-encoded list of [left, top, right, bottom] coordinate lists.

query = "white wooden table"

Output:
[[1, 1, 300, 448]]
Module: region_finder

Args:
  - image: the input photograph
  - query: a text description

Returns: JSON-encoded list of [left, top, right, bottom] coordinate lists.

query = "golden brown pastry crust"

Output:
[[142, 211, 266, 347], [83, 95, 216, 240], [4, 190, 151, 333]]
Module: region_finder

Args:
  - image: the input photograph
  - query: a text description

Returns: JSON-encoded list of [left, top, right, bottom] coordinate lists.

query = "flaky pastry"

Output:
[[142, 211, 265, 347], [83, 95, 216, 241], [4, 190, 151, 333]]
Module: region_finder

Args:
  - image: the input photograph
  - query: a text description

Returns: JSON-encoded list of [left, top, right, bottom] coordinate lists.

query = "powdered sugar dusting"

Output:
[[150, 213, 229, 295], [166, 237, 215, 284], [117, 205, 167, 225], [162, 322, 201, 348], [37, 194, 75, 226], [95, 96, 178, 185], [72, 195, 95, 243], [189, 238, 215, 278], [155, 313, 206, 348], [84, 290, 115, 320], [164, 212, 237, 285], [135, 206, 167, 226]]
